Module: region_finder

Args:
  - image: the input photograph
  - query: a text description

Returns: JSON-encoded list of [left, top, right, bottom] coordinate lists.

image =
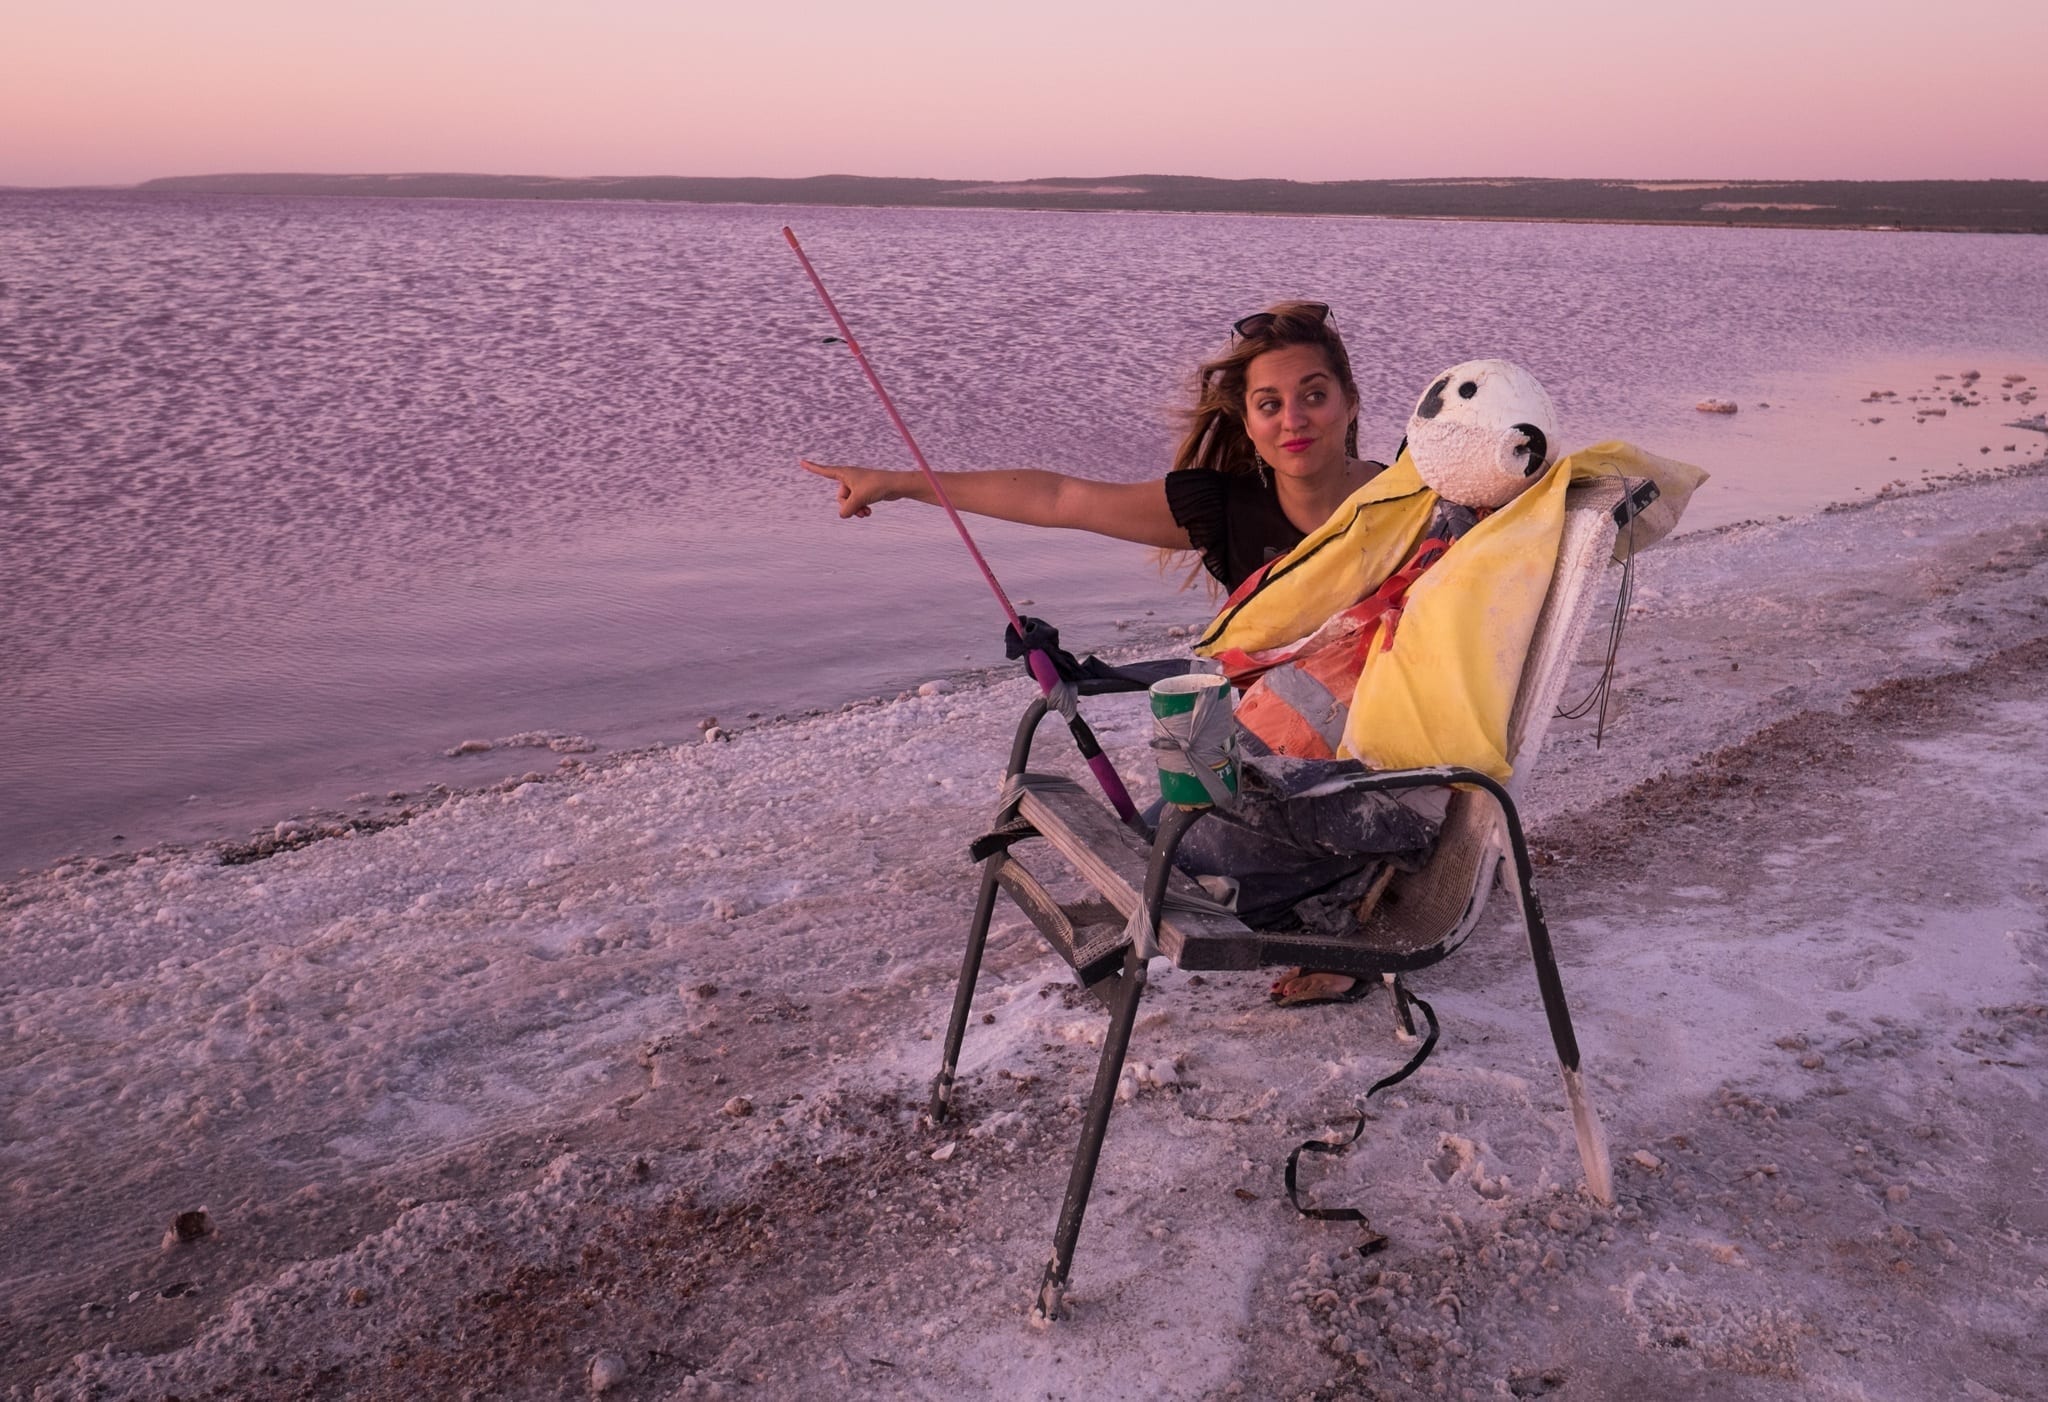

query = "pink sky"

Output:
[[7, 0, 2046, 186]]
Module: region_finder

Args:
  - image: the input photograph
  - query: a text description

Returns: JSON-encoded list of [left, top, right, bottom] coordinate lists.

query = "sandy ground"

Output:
[[5, 462, 2048, 1401]]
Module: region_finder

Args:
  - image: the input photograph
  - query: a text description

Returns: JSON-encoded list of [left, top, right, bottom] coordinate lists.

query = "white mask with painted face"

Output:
[[1405, 359, 1561, 509]]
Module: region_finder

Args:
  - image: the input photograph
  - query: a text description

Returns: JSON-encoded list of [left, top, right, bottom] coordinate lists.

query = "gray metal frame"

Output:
[[931, 697, 1608, 1322], [935, 477, 1644, 1318]]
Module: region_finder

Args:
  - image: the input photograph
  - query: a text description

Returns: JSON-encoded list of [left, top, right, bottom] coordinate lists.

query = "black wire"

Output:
[[1553, 474, 1640, 746]]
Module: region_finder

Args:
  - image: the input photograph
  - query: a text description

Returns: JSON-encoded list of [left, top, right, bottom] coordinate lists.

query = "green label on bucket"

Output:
[[1149, 673, 1238, 807]]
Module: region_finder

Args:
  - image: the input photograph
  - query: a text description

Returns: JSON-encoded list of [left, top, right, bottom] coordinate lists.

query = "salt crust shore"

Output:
[[5, 469, 2048, 1399]]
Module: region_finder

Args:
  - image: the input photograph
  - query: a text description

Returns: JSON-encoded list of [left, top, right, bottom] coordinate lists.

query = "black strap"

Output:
[[1283, 981, 1440, 1255]]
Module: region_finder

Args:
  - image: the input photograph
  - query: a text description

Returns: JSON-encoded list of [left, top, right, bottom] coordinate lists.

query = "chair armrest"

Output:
[[1303, 764, 1469, 795], [1073, 658, 1202, 696]]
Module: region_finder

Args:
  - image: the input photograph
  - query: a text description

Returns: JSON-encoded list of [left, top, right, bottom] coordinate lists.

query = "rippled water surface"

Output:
[[4, 192, 2046, 871]]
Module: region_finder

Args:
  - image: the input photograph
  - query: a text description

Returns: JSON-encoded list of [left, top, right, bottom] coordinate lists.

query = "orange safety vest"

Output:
[[1214, 535, 1457, 760]]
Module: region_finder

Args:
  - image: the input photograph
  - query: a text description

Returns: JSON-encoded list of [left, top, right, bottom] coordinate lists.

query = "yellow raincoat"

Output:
[[1196, 441, 1705, 781]]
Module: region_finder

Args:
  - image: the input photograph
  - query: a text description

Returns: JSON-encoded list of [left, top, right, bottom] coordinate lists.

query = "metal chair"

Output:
[[931, 477, 1644, 1321]]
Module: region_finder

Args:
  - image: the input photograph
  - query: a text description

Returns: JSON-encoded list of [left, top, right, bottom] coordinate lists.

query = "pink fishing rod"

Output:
[[783, 225, 1139, 824]]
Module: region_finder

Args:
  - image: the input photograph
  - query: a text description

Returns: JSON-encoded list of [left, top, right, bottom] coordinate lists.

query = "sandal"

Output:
[[1269, 969, 1375, 1007]]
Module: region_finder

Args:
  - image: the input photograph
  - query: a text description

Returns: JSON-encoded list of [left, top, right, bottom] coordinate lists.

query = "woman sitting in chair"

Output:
[[804, 302, 1426, 1004], [801, 301, 1384, 593]]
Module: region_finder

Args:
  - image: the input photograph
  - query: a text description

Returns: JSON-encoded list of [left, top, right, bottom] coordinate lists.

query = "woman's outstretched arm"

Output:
[[799, 459, 1191, 550]]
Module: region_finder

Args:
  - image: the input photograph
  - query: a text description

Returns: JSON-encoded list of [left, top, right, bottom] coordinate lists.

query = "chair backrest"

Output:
[[1504, 477, 1630, 789], [1355, 478, 1627, 959]]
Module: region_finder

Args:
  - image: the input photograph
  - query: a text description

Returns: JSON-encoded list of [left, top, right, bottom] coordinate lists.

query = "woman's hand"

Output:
[[800, 458, 904, 518]]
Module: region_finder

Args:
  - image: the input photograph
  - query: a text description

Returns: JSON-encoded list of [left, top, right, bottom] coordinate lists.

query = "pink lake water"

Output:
[[2, 191, 2045, 873]]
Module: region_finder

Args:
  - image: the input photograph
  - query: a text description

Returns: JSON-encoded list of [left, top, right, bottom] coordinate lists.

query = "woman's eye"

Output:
[[1256, 399, 1279, 414]]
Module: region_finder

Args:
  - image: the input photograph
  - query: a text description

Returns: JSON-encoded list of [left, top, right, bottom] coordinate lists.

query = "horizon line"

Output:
[[13, 169, 2048, 191]]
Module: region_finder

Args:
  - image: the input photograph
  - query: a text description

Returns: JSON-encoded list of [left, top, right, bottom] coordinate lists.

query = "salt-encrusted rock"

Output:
[[930, 1141, 957, 1161], [447, 738, 493, 756], [701, 727, 726, 744], [698, 716, 718, 731], [917, 680, 953, 697], [1130, 1059, 1181, 1090], [1696, 398, 1739, 414], [721, 1095, 754, 1118], [589, 1352, 630, 1392]]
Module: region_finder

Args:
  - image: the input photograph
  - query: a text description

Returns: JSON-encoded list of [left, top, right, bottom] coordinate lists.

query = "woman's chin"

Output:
[[1273, 454, 1345, 483]]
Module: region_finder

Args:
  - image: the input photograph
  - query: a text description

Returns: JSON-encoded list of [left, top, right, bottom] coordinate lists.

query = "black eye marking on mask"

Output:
[[1512, 424, 1548, 475], [1416, 376, 1451, 420], [1458, 380, 1478, 399]]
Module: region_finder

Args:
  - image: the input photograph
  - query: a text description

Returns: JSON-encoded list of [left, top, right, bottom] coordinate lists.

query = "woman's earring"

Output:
[[1257, 460, 1271, 489]]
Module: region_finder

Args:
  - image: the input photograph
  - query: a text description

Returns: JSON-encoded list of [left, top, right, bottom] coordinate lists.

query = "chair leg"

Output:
[[1506, 865, 1614, 1205], [1558, 1063, 1614, 1207], [933, 698, 1055, 1122], [930, 855, 1005, 1123], [1464, 777, 1615, 1206], [1033, 945, 1150, 1324], [1384, 972, 1418, 1042]]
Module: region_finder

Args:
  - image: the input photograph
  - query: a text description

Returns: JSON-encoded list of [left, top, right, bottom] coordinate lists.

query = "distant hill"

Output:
[[125, 172, 2048, 234]]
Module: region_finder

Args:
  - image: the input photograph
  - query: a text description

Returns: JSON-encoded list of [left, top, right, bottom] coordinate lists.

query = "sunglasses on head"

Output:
[[1232, 303, 1330, 339]]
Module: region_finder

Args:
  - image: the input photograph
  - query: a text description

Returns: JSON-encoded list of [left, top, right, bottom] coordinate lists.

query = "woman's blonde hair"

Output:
[[1170, 300, 1361, 475]]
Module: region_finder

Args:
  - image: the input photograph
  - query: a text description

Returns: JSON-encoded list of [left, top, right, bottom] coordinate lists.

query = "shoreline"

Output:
[[15, 453, 2045, 893]]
